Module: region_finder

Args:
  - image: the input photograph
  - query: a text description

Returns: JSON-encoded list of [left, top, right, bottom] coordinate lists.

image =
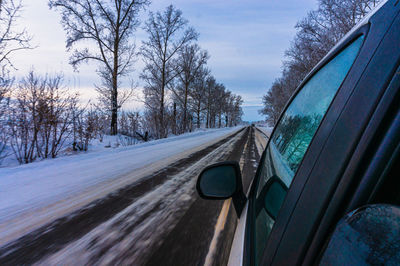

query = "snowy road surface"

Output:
[[0, 127, 241, 242], [0, 126, 268, 265]]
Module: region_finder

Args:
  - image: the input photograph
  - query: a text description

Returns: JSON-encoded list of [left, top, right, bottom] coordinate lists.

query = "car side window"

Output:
[[253, 35, 364, 264]]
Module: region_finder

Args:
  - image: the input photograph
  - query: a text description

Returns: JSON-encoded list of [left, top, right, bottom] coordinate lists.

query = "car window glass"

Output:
[[253, 35, 364, 264]]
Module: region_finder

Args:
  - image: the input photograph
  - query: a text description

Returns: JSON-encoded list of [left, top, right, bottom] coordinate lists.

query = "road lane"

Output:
[[0, 127, 243, 247], [0, 126, 268, 265]]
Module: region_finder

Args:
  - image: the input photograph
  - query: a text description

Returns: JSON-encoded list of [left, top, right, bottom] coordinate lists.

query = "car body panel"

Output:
[[228, 202, 248, 266], [267, 3, 400, 265]]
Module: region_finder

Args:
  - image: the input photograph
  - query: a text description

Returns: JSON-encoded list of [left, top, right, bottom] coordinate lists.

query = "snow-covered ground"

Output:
[[256, 125, 273, 137], [0, 126, 243, 245]]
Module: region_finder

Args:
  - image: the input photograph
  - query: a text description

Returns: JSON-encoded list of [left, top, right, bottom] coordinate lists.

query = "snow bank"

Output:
[[256, 126, 273, 138]]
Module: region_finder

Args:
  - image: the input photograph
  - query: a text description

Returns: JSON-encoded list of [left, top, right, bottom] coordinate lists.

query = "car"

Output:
[[196, 0, 400, 265]]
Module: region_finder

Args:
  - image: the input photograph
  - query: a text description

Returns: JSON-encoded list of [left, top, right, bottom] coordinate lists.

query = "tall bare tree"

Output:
[[173, 44, 208, 133], [260, 0, 381, 126], [141, 5, 198, 138], [0, 71, 11, 163], [0, 0, 32, 162], [231, 95, 243, 126], [49, 0, 149, 135], [0, 0, 33, 73], [190, 66, 209, 129], [204, 75, 216, 128]]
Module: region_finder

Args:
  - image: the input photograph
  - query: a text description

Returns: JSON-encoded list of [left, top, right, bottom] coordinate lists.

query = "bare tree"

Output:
[[172, 44, 208, 133], [260, 0, 381, 126], [9, 71, 80, 163], [9, 71, 47, 164], [118, 110, 141, 145], [204, 75, 216, 128], [0, 73, 11, 163], [259, 72, 296, 126], [73, 108, 97, 151], [286, 0, 380, 79], [39, 74, 80, 158], [49, 0, 149, 135], [214, 84, 228, 128], [140, 5, 198, 138], [0, 0, 33, 163], [0, 0, 33, 73], [190, 67, 209, 129], [231, 95, 243, 126]]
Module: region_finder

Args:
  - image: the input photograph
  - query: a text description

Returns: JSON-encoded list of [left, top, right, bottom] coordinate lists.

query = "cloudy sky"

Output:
[[12, 0, 317, 121]]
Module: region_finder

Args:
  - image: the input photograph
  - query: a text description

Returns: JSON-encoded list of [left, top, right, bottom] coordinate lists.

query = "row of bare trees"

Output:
[[9, 73, 79, 163], [0, 71, 95, 164], [47, 1, 243, 138], [48, 0, 150, 136], [48, 2, 243, 138], [260, 0, 380, 126], [0, 1, 244, 165], [143, 72, 243, 138], [141, 5, 243, 138], [0, 70, 148, 165]]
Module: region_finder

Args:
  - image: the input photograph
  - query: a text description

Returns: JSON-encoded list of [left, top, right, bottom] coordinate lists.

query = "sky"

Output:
[[11, 0, 318, 122]]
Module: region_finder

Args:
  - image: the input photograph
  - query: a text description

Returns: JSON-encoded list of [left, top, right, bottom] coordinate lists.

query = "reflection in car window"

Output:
[[253, 35, 364, 264]]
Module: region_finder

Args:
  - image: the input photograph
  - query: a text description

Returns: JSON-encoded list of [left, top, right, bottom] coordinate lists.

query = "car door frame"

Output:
[[227, 2, 400, 265], [259, 2, 400, 265]]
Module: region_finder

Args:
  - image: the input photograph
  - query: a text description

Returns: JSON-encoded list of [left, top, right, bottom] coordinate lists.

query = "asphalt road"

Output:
[[0, 126, 266, 266]]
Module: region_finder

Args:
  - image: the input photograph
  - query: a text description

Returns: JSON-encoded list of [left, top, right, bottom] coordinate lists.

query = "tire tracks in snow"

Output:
[[145, 126, 263, 266]]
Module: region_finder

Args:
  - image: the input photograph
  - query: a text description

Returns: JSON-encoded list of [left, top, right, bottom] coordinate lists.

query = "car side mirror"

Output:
[[256, 175, 288, 220], [196, 161, 247, 216], [320, 204, 400, 265]]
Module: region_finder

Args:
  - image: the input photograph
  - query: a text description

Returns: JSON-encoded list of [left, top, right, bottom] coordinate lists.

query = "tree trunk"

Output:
[[182, 82, 188, 133], [160, 54, 166, 138], [160, 86, 165, 138], [196, 103, 200, 129], [111, 27, 119, 136], [111, 74, 118, 135], [173, 102, 177, 135], [206, 106, 209, 128]]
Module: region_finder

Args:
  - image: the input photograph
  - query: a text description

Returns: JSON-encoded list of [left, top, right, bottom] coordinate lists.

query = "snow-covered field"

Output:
[[0, 126, 243, 244]]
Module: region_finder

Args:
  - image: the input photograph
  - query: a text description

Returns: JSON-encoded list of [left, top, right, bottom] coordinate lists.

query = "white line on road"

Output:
[[204, 199, 232, 266]]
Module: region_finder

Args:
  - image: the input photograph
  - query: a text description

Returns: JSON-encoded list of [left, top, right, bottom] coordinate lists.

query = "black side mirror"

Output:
[[196, 161, 247, 216], [320, 204, 400, 265], [256, 175, 288, 220]]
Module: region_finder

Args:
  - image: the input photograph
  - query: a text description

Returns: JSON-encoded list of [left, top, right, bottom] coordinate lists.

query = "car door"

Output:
[[317, 95, 400, 265], [245, 1, 400, 265], [316, 70, 400, 265], [248, 34, 365, 266], [257, 2, 400, 265]]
